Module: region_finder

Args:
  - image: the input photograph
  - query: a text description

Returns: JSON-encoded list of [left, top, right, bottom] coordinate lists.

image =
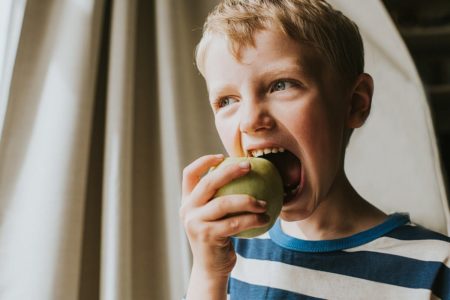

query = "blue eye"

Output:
[[271, 80, 294, 92], [218, 97, 238, 108]]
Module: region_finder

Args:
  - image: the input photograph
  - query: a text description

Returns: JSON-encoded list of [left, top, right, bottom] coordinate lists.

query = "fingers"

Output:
[[182, 154, 224, 198], [185, 213, 270, 244], [189, 160, 251, 206], [200, 194, 267, 221], [182, 195, 269, 242], [180, 155, 269, 280], [215, 213, 270, 237]]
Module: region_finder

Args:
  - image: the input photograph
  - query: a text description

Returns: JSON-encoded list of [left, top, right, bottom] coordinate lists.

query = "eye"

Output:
[[270, 80, 296, 92], [216, 96, 238, 108]]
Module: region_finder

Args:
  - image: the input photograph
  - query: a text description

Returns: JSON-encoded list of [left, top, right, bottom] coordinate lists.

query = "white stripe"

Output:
[[253, 232, 270, 239], [345, 236, 450, 268], [232, 254, 437, 300], [236, 232, 270, 240]]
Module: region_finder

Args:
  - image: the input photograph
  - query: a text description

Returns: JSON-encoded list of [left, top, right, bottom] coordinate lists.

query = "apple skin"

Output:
[[213, 157, 283, 238]]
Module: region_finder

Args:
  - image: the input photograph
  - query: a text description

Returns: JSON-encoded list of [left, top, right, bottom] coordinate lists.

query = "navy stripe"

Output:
[[386, 224, 450, 242], [432, 262, 450, 300], [229, 278, 324, 300], [233, 238, 450, 299]]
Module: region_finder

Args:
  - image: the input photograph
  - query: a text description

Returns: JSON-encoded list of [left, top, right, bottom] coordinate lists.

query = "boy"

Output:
[[180, 0, 450, 299]]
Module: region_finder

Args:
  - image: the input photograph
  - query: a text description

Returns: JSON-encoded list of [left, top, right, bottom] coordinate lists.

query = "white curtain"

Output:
[[0, 0, 27, 140], [0, 0, 105, 299], [329, 0, 449, 234], [0, 0, 447, 299]]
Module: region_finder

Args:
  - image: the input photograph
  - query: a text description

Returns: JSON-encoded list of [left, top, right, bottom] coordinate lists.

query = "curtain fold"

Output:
[[0, 0, 104, 299], [154, 1, 223, 298], [100, 0, 135, 298], [0, 0, 28, 140]]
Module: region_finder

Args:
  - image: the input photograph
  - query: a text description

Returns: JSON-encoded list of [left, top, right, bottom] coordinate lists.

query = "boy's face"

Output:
[[203, 29, 352, 221]]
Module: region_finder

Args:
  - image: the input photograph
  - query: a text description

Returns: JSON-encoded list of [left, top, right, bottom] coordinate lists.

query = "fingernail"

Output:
[[215, 154, 224, 159], [257, 200, 267, 207], [239, 161, 250, 169]]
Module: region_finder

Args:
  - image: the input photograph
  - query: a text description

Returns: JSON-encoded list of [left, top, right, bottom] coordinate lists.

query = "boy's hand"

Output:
[[180, 154, 270, 299]]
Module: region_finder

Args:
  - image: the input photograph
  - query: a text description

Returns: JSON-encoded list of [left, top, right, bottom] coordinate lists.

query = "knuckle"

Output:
[[182, 166, 193, 178], [245, 195, 255, 206], [217, 197, 230, 211], [196, 222, 212, 242], [179, 198, 192, 220], [228, 218, 240, 231], [201, 176, 214, 192], [225, 163, 239, 174], [178, 204, 187, 220], [183, 215, 194, 230], [184, 217, 199, 237], [183, 213, 198, 231], [184, 217, 213, 242]]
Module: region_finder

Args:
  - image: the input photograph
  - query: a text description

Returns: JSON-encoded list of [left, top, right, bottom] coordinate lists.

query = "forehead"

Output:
[[203, 29, 330, 87]]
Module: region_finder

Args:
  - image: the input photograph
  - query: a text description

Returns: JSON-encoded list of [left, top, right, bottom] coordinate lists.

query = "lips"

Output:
[[247, 146, 303, 204]]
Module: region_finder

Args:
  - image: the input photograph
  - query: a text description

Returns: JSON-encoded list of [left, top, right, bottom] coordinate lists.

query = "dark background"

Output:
[[383, 0, 450, 196]]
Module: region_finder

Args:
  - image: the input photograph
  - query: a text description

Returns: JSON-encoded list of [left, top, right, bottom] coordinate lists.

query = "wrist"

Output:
[[186, 267, 229, 300]]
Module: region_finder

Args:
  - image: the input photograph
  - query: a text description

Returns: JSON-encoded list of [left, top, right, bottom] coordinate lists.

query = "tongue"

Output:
[[265, 151, 301, 188]]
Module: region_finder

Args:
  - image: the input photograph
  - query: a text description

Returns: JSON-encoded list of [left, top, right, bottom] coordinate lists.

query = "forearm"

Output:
[[185, 267, 228, 300]]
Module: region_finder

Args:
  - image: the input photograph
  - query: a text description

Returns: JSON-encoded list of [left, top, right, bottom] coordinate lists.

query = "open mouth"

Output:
[[248, 147, 302, 204]]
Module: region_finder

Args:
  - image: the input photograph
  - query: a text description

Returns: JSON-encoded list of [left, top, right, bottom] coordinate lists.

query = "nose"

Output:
[[239, 98, 275, 134]]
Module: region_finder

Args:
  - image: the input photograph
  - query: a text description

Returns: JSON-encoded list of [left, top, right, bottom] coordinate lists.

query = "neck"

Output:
[[281, 172, 386, 240]]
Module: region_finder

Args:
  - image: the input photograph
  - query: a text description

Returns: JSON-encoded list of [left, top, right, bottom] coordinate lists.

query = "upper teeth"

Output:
[[249, 147, 285, 157]]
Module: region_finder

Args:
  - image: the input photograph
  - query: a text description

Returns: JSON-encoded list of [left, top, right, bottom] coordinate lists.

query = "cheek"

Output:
[[289, 103, 343, 165]]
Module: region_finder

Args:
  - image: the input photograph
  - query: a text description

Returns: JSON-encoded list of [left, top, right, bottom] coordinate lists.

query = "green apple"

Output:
[[213, 157, 283, 238]]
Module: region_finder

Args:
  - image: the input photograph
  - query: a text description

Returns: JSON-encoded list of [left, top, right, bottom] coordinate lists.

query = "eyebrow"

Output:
[[207, 84, 237, 102], [259, 57, 317, 80], [261, 64, 304, 78]]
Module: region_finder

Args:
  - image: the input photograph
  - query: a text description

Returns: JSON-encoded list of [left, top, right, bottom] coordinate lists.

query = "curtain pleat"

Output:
[[0, 0, 104, 299], [78, 0, 110, 298], [154, 0, 191, 297], [100, 0, 135, 298], [154, 0, 223, 298], [131, 0, 171, 298], [0, 0, 27, 140]]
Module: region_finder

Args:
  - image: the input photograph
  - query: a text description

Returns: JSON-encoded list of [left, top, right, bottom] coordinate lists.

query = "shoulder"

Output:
[[386, 222, 450, 243], [346, 222, 449, 265], [385, 222, 450, 256]]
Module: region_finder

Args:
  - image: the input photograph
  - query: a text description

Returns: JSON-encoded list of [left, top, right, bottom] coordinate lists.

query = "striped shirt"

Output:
[[229, 213, 450, 299]]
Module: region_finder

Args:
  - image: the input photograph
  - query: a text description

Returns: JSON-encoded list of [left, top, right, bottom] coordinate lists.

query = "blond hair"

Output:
[[196, 0, 364, 84]]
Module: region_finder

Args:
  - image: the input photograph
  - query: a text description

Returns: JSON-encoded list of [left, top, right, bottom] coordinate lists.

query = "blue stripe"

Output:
[[233, 238, 450, 299], [229, 278, 324, 300], [433, 262, 450, 300], [269, 213, 410, 252], [385, 224, 450, 242]]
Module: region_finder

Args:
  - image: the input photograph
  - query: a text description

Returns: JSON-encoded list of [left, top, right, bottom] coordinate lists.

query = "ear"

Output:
[[347, 73, 374, 129]]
